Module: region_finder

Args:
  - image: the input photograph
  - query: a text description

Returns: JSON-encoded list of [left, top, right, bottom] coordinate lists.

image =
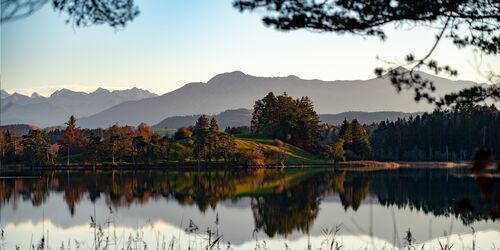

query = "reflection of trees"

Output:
[[251, 181, 321, 237], [334, 173, 371, 211], [0, 168, 498, 234], [365, 169, 500, 225]]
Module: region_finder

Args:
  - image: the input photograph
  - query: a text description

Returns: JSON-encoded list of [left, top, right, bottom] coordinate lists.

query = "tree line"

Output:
[[370, 105, 500, 161]]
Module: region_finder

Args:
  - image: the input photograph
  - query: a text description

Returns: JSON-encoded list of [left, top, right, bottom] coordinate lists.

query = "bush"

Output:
[[263, 148, 287, 165], [174, 127, 193, 140], [235, 149, 266, 167]]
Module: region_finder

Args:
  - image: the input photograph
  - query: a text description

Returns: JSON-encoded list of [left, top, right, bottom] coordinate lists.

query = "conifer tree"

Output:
[[85, 133, 102, 167], [193, 115, 210, 164], [338, 119, 353, 149], [351, 119, 372, 159], [59, 115, 86, 165]]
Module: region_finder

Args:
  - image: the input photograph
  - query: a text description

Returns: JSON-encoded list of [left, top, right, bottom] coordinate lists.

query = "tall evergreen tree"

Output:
[[294, 96, 321, 151], [338, 119, 353, 149], [193, 115, 210, 164], [351, 119, 372, 159], [85, 133, 102, 167], [59, 115, 86, 165], [206, 118, 220, 163]]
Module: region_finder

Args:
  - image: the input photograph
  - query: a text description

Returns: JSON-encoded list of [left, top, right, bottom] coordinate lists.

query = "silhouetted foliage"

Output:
[[234, 0, 500, 108], [1, 0, 139, 28]]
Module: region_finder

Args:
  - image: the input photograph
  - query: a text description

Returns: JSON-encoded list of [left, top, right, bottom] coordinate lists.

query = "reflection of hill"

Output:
[[1, 168, 498, 237]]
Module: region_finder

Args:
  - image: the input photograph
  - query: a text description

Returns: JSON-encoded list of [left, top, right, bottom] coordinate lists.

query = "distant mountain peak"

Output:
[[207, 71, 250, 84], [286, 75, 301, 79], [227, 70, 246, 76], [51, 88, 73, 96], [92, 87, 110, 94], [0, 89, 9, 99], [31, 92, 43, 98], [11, 92, 26, 97]]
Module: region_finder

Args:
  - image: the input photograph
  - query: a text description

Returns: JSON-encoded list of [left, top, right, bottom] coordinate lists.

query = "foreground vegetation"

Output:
[[1, 224, 486, 250]]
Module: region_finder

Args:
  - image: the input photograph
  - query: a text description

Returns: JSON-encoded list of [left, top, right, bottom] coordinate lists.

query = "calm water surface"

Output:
[[1, 168, 499, 249]]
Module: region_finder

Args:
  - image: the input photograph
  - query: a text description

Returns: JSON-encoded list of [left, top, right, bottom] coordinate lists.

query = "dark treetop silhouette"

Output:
[[1, 0, 139, 27], [233, 0, 500, 108]]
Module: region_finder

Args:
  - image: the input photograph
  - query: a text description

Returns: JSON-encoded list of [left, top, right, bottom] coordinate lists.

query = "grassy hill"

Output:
[[47, 133, 329, 167], [234, 134, 329, 165]]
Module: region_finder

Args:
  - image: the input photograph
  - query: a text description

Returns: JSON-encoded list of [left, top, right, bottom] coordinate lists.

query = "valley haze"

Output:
[[1, 69, 490, 129]]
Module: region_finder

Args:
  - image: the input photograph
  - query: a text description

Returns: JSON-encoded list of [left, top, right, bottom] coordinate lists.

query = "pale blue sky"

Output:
[[1, 1, 499, 96]]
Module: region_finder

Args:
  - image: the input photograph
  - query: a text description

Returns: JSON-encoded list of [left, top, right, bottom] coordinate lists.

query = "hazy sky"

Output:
[[1, 1, 499, 96]]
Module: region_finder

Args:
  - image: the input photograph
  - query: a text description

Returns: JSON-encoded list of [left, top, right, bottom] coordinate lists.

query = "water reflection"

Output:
[[0, 168, 499, 247]]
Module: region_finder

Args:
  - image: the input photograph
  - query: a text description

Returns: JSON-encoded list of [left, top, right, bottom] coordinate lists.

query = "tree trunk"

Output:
[[67, 146, 70, 166]]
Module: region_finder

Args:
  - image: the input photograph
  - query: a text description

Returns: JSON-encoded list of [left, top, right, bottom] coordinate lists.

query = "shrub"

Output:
[[235, 149, 266, 167], [263, 148, 288, 165], [174, 127, 193, 140]]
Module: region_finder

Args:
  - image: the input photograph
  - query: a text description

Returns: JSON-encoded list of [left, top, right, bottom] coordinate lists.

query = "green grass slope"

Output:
[[234, 134, 330, 165]]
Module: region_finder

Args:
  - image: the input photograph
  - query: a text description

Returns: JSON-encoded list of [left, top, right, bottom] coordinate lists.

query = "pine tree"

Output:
[[351, 119, 372, 159], [294, 96, 321, 152], [193, 115, 210, 164], [60, 115, 86, 165], [85, 133, 102, 167], [206, 117, 220, 164], [209, 118, 219, 132], [339, 119, 353, 149], [333, 138, 346, 161]]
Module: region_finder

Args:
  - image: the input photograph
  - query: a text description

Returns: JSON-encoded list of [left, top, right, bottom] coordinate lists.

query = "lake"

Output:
[[1, 168, 499, 249]]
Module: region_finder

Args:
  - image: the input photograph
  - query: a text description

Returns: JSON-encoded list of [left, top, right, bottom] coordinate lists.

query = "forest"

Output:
[[0, 92, 498, 167]]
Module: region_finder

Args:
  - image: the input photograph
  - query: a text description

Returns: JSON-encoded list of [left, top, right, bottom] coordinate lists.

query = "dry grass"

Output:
[[337, 161, 401, 171]]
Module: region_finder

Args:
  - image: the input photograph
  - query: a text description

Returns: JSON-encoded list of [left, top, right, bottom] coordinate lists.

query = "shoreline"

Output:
[[1, 160, 490, 175]]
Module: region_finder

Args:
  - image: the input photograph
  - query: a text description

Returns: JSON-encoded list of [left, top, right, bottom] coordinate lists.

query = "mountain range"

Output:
[[0, 88, 157, 127], [76, 69, 482, 128], [2, 69, 492, 128], [152, 109, 421, 129]]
